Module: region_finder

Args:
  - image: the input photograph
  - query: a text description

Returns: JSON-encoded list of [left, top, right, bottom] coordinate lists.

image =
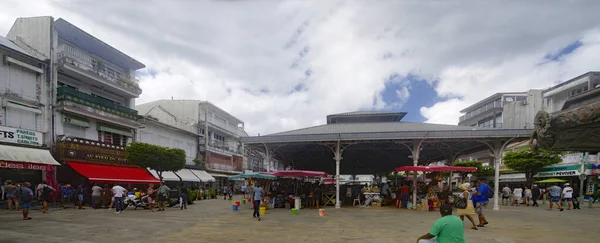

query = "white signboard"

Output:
[[0, 125, 43, 146]]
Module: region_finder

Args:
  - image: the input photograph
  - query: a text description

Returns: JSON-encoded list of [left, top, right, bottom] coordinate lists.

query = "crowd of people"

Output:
[[500, 183, 582, 210], [1, 179, 205, 220]]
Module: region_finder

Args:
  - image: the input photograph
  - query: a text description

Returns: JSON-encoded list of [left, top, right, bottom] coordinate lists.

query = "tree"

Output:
[[503, 147, 563, 186], [125, 142, 186, 182], [453, 160, 484, 182]]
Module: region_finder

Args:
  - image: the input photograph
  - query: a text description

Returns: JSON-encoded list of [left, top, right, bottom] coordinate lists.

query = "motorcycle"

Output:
[[124, 194, 151, 210]]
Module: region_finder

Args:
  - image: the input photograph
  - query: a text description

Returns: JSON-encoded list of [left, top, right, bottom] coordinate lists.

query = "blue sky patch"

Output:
[[545, 40, 582, 61], [377, 74, 440, 122]]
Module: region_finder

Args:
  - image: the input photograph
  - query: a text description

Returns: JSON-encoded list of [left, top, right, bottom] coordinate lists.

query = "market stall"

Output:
[[395, 165, 477, 210], [261, 170, 329, 209]]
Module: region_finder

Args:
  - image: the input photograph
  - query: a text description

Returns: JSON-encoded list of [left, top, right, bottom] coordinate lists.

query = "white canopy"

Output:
[[148, 169, 204, 182], [174, 169, 201, 182], [0, 145, 60, 165], [190, 169, 216, 182], [148, 169, 179, 182]]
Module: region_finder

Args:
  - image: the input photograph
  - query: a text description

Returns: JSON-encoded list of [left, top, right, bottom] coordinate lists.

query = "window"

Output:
[[64, 124, 85, 138], [7, 64, 38, 101], [4, 107, 37, 131], [97, 131, 128, 146], [477, 116, 494, 128]]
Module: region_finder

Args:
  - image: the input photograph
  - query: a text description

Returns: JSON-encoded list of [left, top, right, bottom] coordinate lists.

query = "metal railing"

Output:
[[57, 44, 141, 92], [56, 86, 138, 119]]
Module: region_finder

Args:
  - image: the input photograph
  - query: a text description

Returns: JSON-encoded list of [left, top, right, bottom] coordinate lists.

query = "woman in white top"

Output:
[[457, 183, 478, 230], [524, 186, 532, 206], [512, 186, 523, 206]]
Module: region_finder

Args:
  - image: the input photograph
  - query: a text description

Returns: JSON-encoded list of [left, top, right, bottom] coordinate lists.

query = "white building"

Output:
[[543, 71, 600, 113], [137, 115, 199, 166], [459, 90, 543, 129], [136, 100, 248, 185], [136, 115, 215, 184], [0, 35, 60, 183], [8, 17, 145, 147], [6, 17, 154, 185]]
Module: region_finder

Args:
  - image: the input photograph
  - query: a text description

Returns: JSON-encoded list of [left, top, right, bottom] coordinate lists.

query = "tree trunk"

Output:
[[174, 171, 183, 182], [158, 171, 164, 183]]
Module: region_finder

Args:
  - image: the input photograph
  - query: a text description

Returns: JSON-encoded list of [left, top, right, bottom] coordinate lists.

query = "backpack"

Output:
[[486, 186, 495, 198], [41, 185, 52, 198]]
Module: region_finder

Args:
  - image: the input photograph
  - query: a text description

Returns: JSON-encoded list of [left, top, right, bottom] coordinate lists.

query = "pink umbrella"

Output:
[[261, 170, 328, 178]]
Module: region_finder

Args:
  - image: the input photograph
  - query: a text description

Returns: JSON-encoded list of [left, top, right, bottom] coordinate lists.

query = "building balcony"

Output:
[[459, 100, 503, 122], [199, 139, 242, 156], [56, 44, 142, 97], [57, 86, 138, 120]]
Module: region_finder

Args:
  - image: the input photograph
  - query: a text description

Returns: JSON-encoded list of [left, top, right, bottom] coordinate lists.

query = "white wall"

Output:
[[137, 121, 197, 165], [0, 48, 48, 143], [7, 16, 53, 60], [502, 90, 543, 129]]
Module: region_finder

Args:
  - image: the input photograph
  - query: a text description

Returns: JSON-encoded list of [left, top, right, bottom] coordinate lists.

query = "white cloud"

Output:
[[1, 0, 599, 134]]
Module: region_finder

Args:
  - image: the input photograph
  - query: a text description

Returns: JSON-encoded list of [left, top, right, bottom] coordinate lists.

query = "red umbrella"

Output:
[[395, 165, 477, 173]]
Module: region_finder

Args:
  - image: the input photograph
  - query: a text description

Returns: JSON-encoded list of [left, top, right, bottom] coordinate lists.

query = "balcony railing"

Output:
[[199, 139, 242, 154], [459, 100, 503, 122], [57, 44, 141, 93], [57, 86, 138, 119]]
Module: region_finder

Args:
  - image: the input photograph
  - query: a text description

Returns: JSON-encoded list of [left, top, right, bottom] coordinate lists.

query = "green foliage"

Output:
[[476, 165, 495, 177], [187, 188, 198, 204], [453, 160, 486, 180], [209, 188, 216, 198], [125, 142, 186, 182], [503, 147, 563, 185]]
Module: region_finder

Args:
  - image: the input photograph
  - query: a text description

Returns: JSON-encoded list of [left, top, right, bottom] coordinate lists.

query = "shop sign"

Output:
[[0, 161, 47, 170], [535, 164, 592, 177], [56, 139, 130, 166], [499, 173, 526, 182], [0, 125, 43, 146]]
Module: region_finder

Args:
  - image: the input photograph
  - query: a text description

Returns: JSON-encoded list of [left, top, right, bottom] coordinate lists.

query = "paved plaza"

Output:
[[1, 197, 599, 243]]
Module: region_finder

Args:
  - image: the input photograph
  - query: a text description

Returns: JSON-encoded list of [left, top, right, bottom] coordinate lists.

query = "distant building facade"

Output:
[[136, 100, 247, 186], [458, 90, 543, 129]]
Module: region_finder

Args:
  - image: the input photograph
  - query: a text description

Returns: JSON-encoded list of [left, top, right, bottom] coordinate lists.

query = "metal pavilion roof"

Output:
[[242, 112, 532, 175], [244, 121, 531, 144]]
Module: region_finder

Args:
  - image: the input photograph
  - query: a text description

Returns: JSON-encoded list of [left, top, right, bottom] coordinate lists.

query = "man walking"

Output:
[[561, 183, 574, 210], [501, 185, 511, 206], [547, 183, 563, 211], [572, 184, 581, 210], [472, 177, 490, 228], [531, 184, 541, 207], [111, 183, 127, 214], [19, 182, 34, 220], [36, 180, 56, 214], [91, 183, 102, 209], [252, 183, 264, 221], [179, 183, 188, 210], [158, 182, 170, 211]]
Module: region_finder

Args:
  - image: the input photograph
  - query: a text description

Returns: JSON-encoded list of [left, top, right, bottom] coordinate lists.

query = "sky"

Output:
[[1, 0, 599, 135]]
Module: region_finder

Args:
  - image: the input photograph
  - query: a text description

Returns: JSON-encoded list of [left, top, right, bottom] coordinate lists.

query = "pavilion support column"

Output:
[[263, 143, 271, 172], [410, 139, 424, 208], [487, 139, 516, 211], [334, 140, 342, 209]]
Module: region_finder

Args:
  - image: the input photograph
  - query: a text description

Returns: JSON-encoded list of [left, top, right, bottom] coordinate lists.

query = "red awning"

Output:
[[261, 170, 328, 178], [67, 162, 160, 184], [395, 165, 477, 173]]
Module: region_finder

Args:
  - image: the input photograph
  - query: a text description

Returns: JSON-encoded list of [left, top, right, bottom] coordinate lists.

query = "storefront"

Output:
[[498, 173, 527, 186], [0, 126, 60, 186], [55, 136, 159, 186], [535, 164, 594, 194]]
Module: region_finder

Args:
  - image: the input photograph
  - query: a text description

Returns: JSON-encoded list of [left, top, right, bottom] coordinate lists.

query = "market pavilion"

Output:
[[242, 111, 532, 210]]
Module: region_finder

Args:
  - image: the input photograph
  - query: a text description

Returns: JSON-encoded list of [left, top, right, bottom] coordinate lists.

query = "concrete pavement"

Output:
[[0, 197, 598, 243]]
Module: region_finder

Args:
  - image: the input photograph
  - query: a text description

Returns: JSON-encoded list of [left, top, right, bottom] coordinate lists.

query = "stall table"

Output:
[[362, 192, 380, 207]]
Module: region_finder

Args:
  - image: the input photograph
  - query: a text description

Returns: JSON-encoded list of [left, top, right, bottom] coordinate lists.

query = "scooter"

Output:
[[124, 194, 151, 210]]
